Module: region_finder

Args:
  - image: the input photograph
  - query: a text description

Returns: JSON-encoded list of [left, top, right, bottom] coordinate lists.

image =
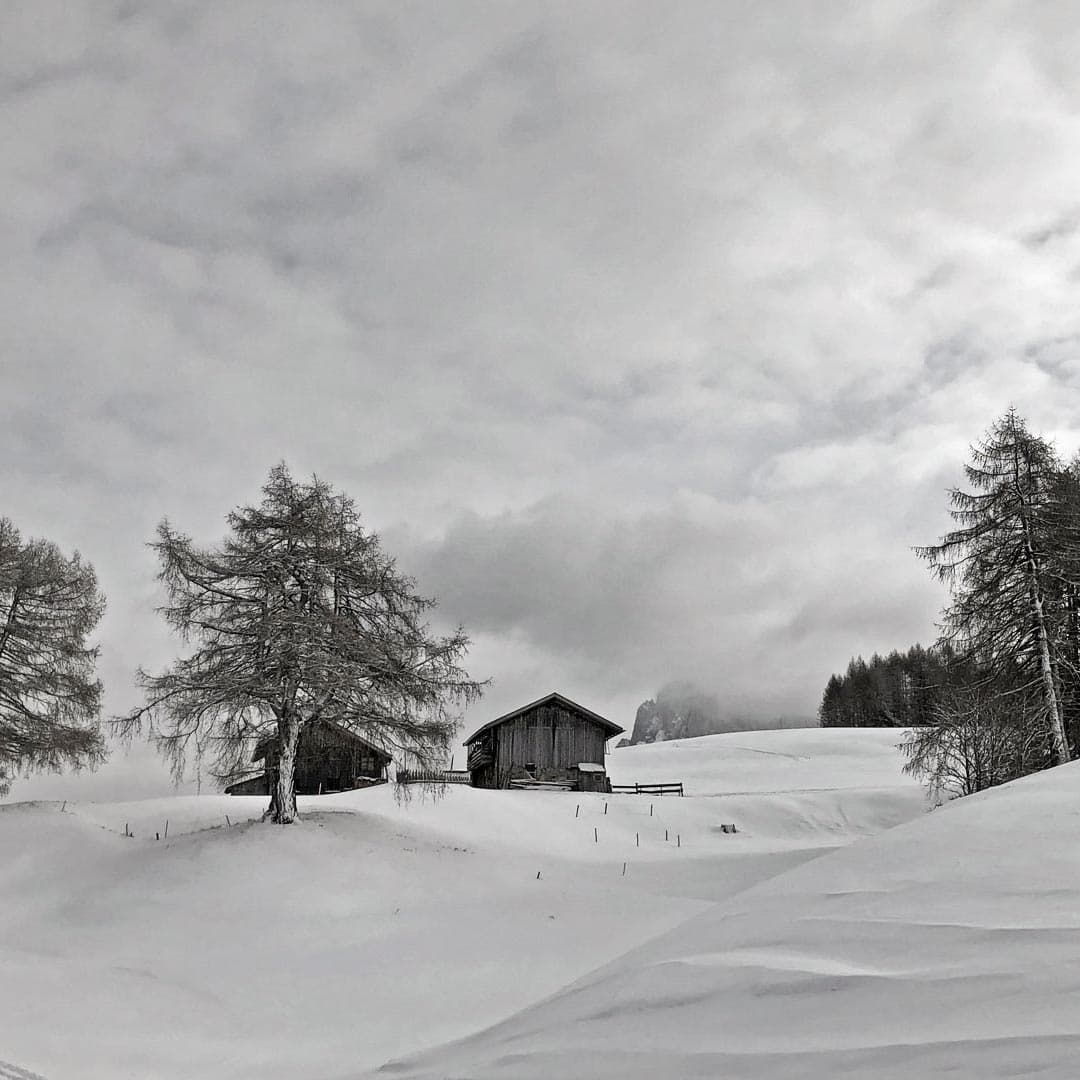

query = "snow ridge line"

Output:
[[0, 1060, 48, 1080]]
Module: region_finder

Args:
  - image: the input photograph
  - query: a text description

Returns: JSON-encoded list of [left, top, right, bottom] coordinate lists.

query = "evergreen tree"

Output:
[[818, 674, 845, 726], [817, 644, 963, 728]]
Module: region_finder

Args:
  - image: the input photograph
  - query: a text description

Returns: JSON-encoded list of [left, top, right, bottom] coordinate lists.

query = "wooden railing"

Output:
[[610, 781, 684, 796], [396, 769, 472, 786]]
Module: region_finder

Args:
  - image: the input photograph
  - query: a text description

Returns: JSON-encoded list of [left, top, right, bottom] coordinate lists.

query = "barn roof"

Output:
[[253, 719, 393, 763], [464, 691, 624, 745]]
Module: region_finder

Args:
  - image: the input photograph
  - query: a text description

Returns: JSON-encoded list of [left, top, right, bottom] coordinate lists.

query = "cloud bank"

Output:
[[6, 1, 1080, 794]]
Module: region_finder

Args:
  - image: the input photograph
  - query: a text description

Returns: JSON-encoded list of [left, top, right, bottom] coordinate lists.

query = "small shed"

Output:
[[465, 692, 624, 791], [225, 719, 391, 796]]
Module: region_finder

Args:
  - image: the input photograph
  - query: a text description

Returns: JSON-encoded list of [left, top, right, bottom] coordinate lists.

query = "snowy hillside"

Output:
[[362, 754, 1080, 1080], [1, 730, 924, 1079]]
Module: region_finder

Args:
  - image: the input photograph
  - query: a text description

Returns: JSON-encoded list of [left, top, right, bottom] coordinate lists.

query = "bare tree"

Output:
[[901, 682, 1048, 798], [916, 410, 1071, 766], [116, 465, 484, 823], [0, 518, 105, 794]]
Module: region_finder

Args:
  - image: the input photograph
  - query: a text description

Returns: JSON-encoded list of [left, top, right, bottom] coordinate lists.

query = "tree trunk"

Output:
[[269, 711, 301, 823], [1012, 445, 1071, 768], [1020, 523, 1071, 766]]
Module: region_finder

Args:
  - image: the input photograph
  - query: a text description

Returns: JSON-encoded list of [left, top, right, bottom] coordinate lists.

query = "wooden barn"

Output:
[[225, 719, 392, 796], [465, 692, 624, 791]]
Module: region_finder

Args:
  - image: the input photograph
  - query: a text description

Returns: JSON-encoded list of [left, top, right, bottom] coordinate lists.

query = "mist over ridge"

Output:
[[628, 680, 817, 745]]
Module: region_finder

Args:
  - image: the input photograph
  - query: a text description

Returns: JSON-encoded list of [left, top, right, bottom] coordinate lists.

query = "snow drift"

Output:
[[1, 729, 927, 1078], [363, 755, 1080, 1080]]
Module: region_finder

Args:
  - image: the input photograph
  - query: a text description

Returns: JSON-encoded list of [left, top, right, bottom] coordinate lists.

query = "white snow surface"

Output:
[[1, 727, 1019, 1080]]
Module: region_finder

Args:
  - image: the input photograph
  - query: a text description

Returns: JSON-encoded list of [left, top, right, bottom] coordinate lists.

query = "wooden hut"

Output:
[[225, 719, 391, 796], [465, 692, 624, 791]]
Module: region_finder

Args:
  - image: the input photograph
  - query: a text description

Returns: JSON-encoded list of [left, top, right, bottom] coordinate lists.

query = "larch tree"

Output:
[[1042, 455, 1080, 755], [116, 465, 484, 823], [0, 517, 106, 794], [916, 410, 1071, 767]]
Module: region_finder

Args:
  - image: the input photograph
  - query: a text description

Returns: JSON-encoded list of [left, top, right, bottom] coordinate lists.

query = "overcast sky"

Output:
[[7, 1, 1080, 798]]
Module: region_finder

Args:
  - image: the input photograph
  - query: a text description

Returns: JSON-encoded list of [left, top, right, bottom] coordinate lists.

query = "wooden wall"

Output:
[[262, 721, 389, 794], [474, 702, 610, 788]]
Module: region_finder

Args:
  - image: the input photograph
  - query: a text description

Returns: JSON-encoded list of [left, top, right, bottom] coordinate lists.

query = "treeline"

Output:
[[818, 644, 971, 728], [824, 409, 1080, 798]]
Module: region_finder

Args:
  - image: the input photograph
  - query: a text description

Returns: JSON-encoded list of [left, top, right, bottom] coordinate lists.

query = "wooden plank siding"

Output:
[[483, 701, 610, 789], [247, 719, 392, 796]]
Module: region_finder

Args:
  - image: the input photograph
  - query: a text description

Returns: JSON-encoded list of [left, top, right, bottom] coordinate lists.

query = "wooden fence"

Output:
[[396, 769, 472, 786], [610, 781, 684, 796]]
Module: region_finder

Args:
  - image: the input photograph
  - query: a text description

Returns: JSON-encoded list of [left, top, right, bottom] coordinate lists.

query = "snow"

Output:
[[362, 750, 1080, 1080], [0, 727, 986, 1080]]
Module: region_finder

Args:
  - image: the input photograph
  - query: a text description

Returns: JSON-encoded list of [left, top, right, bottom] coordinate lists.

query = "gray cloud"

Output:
[[6, 1, 1080, 796]]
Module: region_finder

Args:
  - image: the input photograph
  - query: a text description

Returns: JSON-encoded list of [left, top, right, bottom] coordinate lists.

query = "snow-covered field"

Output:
[[0, 727, 1014, 1080]]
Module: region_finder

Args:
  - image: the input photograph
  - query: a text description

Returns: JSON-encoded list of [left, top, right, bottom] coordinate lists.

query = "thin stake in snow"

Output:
[[594, 826, 598, 843], [163, 819, 169, 840], [225, 815, 231, 828], [575, 804, 580, 818], [60, 801, 66, 814], [650, 804, 653, 816], [636, 832, 639, 847], [604, 802, 608, 815], [665, 829, 668, 841], [677, 833, 681, 847], [536, 871, 541, 880], [621, 861, 627, 876]]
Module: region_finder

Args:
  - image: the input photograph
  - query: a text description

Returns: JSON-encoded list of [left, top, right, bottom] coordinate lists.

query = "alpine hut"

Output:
[[225, 719, 392, 796], [465, 692, 624, 791]]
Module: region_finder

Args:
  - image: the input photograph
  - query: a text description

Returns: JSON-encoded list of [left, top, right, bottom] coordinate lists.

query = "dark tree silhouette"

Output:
[[817, 644, 964, 728], [117, 465, 484, 823], [0, 518, 105, 794], [916, 410, 1070, 766]]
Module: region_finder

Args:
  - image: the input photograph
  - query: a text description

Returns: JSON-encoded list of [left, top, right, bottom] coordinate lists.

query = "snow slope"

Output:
[[0, 729, 923, 1079], [362, 756, 1080, 1080]]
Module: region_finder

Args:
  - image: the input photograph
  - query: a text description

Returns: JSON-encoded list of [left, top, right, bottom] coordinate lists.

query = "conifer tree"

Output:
[[916, 410, 1071, 766], [117, 465, 484, 823], [0, 518, 105, 793]]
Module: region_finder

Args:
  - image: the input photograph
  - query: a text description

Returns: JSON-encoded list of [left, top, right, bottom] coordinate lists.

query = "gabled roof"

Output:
[[253, 719, 393, 763], [464, 691, 624, 745]]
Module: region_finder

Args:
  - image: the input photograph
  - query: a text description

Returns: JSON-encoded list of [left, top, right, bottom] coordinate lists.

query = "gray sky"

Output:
[[7, 1, 1080, 798]]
